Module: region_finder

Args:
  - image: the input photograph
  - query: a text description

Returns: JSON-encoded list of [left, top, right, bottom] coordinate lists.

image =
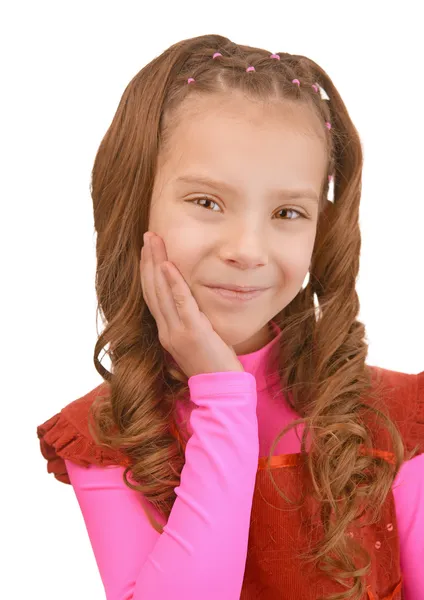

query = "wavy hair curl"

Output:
[[87, 34, 416, 600]]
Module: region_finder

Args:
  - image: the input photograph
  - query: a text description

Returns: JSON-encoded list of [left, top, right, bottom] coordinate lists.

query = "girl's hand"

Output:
[[140, 232, 244, 379]]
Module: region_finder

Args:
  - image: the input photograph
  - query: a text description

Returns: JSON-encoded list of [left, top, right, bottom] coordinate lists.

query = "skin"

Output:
[[148, 90, 329, 355]]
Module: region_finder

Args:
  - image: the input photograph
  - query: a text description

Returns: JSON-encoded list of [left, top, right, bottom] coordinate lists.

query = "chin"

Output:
[[209, 314, 270, 352], [201, 311, 244, 340]]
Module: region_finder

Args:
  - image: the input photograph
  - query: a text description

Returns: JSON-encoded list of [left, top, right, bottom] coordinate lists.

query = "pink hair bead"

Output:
[[375, 541, 381, 549], [386, 523, 394, 532], [186, 55, 332, 132]]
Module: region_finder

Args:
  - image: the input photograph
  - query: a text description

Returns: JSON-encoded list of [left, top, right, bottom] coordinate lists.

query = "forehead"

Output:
[[159, 93, 328, 188]]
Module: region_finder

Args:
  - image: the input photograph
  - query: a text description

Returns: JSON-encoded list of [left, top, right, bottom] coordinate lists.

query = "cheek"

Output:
[[149, 205, 200, 259], [155, 227, 206, 280], [275, 237, 315, 283], [279, 255, 311, 279]]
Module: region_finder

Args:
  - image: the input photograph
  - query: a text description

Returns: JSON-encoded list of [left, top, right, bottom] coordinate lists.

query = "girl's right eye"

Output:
[[189, 197, 221, 212]]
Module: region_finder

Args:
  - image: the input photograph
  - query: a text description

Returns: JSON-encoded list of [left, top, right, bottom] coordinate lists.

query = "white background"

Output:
[[2, 1, 423, 598]]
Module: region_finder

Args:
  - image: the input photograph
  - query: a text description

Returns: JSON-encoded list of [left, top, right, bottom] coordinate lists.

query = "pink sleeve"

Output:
[[392, 452, 424, 599], [65, 371, 259, 600]]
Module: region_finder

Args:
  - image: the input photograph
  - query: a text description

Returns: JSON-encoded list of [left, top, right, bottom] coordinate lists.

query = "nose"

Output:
[[219, 227, 268, 269]]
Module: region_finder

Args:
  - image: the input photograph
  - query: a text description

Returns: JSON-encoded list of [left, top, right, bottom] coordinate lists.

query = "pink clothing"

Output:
[[64, 323, 424, 599]]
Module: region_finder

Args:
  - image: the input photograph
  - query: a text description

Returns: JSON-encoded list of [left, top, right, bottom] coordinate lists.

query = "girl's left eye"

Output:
[[188, 197, 307, 220]]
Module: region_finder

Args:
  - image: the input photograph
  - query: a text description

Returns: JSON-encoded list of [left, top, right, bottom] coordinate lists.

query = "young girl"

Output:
[[36, 34, 423, 600]]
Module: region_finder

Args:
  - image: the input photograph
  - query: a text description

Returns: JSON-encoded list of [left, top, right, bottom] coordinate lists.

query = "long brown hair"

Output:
[[87, 34, 417, 600]]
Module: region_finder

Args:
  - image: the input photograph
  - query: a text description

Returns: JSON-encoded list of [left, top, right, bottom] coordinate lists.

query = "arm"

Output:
[[392, 452, 424, 599], [65, 371, 259, 600]]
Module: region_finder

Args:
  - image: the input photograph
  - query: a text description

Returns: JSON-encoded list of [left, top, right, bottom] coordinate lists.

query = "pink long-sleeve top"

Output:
[[64, 322, 424, 599]]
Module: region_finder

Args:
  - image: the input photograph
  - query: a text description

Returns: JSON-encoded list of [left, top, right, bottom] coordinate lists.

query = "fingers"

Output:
[[160, 260, 202, 331], [141, 232, 186, 338], [149, 235, 182, 330], [140, 234, 162, 324], [140, 232, 201, 334]]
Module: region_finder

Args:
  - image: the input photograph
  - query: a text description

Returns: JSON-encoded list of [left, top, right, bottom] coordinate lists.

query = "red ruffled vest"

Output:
[[37, 366, 424, 600]]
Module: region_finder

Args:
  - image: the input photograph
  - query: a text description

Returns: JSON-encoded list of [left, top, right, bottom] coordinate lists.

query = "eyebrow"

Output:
[[174, 174, 319, 202]]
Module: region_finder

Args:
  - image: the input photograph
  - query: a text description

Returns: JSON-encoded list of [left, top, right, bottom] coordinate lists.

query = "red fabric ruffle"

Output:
[[36, 383, 132, 484]]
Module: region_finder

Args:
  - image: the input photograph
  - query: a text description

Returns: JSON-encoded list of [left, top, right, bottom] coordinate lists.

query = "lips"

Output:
[[205, 286, 267, 302], [206, 285, 266, 292]]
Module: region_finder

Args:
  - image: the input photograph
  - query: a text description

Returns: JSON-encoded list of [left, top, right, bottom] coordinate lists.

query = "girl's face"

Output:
[[148, 92, 328, 355]]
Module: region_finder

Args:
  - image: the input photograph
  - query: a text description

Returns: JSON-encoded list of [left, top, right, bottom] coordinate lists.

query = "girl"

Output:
[[37, 34, 424, 600]]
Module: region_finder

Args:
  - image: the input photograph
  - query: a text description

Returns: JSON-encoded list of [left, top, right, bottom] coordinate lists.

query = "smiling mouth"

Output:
[[204, 286, 267, 302]]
